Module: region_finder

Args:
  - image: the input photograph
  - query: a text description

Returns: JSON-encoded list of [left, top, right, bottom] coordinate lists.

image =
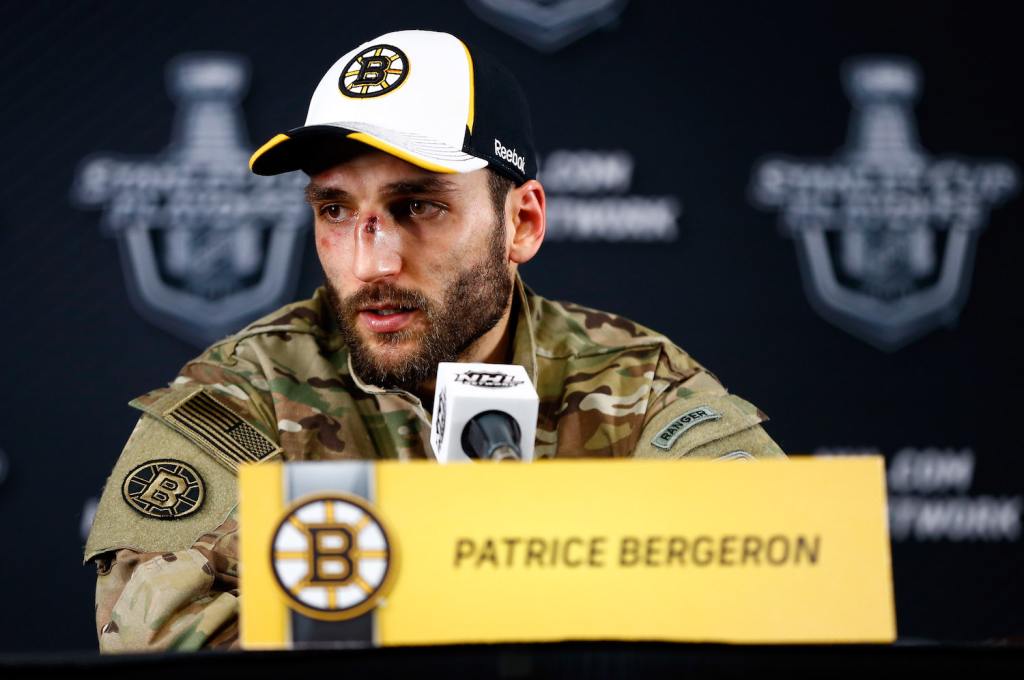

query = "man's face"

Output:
[[307, 150, 514, 393]]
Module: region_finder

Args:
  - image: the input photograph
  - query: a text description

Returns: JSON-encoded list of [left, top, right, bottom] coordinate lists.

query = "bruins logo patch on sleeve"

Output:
[[121, 460, 205, 520], [84, 414, 239, 563]]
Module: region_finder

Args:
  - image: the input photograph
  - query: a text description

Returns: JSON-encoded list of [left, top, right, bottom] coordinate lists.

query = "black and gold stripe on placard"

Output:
[[166, 390, 282, 472], [284, 463, 377, 647]]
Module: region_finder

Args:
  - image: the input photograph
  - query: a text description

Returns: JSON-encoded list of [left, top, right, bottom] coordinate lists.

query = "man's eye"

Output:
[[406, 200, 444, 219], [319, 204, 351, 222]]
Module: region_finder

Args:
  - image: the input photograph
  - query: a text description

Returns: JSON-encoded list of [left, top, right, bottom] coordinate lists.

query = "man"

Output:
[[85, 30, 785, 652]]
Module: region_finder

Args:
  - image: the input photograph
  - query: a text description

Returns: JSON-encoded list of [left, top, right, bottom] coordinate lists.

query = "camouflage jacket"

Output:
[[85, 276, 784, 652]]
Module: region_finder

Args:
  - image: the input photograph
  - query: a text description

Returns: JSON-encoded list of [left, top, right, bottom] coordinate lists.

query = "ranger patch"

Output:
[[121, 459, 205, 520], [650, 406, 721, 451], [165, 390, 282, 472]]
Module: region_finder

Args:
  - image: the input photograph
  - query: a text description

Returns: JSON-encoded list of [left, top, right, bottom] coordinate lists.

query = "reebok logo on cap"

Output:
[[494, 138, 526, 174]]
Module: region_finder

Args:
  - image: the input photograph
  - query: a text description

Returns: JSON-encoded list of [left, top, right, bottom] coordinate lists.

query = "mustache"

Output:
[[339, 282, 432, 313]]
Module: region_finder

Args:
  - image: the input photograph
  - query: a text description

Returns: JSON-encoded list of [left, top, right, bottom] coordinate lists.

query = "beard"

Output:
[[325, 216, 514, 394]]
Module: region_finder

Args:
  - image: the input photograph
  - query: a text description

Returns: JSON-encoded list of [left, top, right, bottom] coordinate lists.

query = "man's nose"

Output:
[[351, 213, 402, 283]]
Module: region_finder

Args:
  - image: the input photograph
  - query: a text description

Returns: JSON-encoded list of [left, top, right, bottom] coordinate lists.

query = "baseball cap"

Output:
[[249, 30, 537, 185]]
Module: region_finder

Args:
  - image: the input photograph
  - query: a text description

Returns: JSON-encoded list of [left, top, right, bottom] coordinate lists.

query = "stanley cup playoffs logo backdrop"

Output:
[[71, 53, 309, 347], [751, 57, 1019, 350]]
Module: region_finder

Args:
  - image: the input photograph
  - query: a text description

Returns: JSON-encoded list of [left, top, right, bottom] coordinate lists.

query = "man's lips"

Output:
[[358, 306, 419, 333]]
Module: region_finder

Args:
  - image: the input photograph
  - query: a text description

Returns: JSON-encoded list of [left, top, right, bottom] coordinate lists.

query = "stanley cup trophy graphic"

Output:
[[752, 56, 1018, 350], [164, 56, 264, 301], [838, 60, 934, 302], [73, 54, 309, 347]]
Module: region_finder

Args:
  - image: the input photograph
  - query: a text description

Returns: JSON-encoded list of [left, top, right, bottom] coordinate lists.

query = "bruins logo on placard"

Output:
[[270, 494, 395, 621], [121, 460, 205, 520], [339, 44, 409, 98]]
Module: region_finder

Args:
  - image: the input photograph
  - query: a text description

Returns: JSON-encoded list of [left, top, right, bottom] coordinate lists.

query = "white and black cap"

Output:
[[249, 29, 536, 184]]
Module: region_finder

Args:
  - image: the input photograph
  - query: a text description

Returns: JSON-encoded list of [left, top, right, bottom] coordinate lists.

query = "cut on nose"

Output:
[[352, 215, 402, 282]]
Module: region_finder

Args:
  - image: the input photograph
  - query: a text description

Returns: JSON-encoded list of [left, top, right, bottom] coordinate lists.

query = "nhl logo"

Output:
[[71, 53, 309, 347], [466, 0, 628, 53], [455, 370, 524, 388], [751, 56, 1019, 350]]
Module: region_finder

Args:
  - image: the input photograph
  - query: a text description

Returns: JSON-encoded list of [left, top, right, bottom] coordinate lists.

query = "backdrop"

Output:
[[0, 0, 1020, 652]]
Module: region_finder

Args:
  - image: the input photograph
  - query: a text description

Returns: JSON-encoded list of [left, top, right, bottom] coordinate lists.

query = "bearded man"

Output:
[[85, 30, 785, 652]]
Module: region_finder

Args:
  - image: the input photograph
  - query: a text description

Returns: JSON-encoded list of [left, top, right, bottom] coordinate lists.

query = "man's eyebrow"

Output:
[[304, 184, 351, 205], [380, 177, 458, 197]]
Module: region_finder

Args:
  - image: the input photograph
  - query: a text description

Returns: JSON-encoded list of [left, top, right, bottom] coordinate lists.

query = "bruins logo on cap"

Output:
[[270, 494, 395, 621], [339, 44, 409, 98], [122, 460, 205, 520]]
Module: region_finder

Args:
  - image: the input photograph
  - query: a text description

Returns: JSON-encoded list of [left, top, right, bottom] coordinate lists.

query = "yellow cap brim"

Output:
[[248, 125, 481, 176]]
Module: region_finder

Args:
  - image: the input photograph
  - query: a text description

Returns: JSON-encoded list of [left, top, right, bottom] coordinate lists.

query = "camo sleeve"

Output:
[[86, 340, 279, 652], [633, 366, 786, 460], [94, 510, 241, 652]]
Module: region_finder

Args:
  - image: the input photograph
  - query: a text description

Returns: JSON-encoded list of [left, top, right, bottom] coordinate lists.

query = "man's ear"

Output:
[[508, 179, 546, 264]]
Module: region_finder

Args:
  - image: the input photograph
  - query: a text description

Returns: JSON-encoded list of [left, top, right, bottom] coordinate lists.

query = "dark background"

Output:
[[0, 0, 1020, 652]]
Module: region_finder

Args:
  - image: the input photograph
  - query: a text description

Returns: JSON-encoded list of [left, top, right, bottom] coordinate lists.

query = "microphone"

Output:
[[430, 362, 539, 462]]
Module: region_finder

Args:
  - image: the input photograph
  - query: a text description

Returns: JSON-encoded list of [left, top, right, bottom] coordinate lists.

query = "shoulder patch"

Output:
[[133, 387, 283, 473], [650, 406, 721, 450], [85, 415, 239, 563], [635, 393, 768, 460], [121, 459, 205, 519]]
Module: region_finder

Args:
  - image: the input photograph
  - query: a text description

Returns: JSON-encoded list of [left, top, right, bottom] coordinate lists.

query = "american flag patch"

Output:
[[165, 390, 281, 472]]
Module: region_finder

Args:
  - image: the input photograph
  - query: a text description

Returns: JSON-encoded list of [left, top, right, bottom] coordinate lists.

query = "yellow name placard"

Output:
[[241, 458, 895, 648]]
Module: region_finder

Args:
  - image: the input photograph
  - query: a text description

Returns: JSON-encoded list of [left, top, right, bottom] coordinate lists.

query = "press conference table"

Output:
[[4, 642, 1023, 679]]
